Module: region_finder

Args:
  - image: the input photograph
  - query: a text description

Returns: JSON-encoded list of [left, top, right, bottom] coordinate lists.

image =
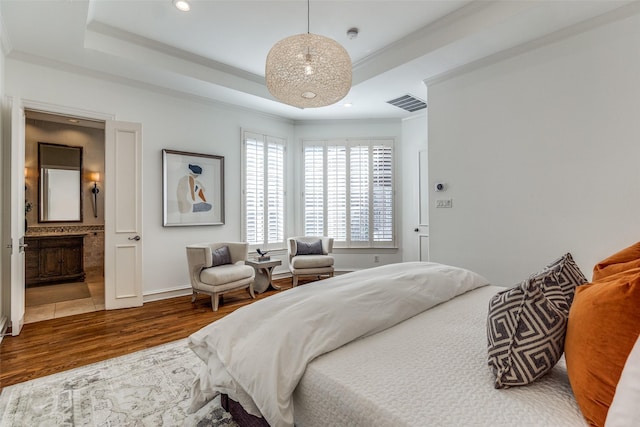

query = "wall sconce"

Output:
[[90, 172, 100, 218]]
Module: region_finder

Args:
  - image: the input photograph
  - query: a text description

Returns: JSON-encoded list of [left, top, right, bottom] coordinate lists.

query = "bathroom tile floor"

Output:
[[24, 276, 105, 324]]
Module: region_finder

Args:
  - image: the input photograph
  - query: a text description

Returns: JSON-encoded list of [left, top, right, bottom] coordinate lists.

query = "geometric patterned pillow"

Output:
[[541, 253, 588, 309], [487, 270, 570, 389]]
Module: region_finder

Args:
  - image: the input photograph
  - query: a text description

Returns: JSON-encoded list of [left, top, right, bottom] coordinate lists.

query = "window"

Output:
[[303, 138, 395, 248], [242, 131, 286, 250]]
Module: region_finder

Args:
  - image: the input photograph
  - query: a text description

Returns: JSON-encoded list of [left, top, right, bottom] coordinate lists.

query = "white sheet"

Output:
[[293, 285, 587, 427], [188, 262, 489, 427]]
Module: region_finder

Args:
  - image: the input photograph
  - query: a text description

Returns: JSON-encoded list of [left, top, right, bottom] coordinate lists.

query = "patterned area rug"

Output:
[[0, 339, 237, 426]]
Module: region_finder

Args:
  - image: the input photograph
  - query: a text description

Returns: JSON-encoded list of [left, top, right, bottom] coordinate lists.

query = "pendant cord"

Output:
[[307, 0, 310, 34]]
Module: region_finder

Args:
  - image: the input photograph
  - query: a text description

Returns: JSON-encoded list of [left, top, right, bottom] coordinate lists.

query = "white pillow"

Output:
[[605, 334, 640, 426]]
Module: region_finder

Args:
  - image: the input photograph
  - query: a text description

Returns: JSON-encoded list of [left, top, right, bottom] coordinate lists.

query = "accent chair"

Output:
[[287, 236, 335, 287], [186, 242, 255, 311]]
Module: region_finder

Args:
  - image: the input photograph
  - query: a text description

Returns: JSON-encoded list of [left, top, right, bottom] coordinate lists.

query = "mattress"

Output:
[[292, 285, 587, 427]]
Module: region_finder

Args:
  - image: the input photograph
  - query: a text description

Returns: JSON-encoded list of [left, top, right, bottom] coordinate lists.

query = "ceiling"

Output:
[[1, 0, 633, 121]]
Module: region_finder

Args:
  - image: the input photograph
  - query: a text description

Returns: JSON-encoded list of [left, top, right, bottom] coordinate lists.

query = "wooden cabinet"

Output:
[[25, 235, 85, 286]]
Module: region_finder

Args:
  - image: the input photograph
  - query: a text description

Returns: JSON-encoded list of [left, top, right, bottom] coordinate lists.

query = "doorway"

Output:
[[23, 110, 106, 323]]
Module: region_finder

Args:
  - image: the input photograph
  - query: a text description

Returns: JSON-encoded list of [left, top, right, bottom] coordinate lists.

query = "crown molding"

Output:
[[86, 21, 264, 85], [7, 51, 293, 125]]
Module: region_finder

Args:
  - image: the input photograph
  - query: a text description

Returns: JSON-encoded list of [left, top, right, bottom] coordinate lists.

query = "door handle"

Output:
[[18, 238, 28, 253], [128, 235, 141, 241]]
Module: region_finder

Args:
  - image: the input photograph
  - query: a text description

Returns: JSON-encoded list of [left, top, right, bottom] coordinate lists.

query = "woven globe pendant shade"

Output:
[[265, 33, 352, 108]]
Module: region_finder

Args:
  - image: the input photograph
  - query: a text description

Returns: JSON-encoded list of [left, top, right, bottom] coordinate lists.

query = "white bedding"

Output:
[[188, 262, 489, 427], [293, 285, 587, 427]]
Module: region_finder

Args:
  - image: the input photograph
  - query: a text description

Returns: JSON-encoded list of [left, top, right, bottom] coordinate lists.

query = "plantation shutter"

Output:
[[350, 144, 370, 245], [372, 143, 394, 245], [304, 144, 324, 236], [242, 131, 286, 250], [327, 143, 347, 241], [303, 138, 394, 248]]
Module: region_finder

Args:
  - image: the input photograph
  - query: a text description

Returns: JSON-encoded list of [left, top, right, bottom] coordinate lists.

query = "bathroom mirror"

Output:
[[38, 142, 83, 222]]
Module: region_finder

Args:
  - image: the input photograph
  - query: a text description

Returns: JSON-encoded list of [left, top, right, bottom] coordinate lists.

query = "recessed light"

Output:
[[173, 0, 191, 12], [68, 119, 80, 124], [343, 102, 353, 108]]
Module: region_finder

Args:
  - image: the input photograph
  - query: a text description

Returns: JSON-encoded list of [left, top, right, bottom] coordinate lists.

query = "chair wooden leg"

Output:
[[191, 291, 197, 303], [248, 283, 255, 299], [212, 293, 220, 311], [292, 275, 298, 287]]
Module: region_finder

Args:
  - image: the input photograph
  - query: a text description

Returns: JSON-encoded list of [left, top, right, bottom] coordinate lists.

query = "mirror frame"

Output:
[[38, 142, 83, 223]]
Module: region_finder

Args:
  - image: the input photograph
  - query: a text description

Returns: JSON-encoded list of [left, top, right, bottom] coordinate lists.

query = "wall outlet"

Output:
[[374, 255, 380, 263], [435, 199, 452, 208]]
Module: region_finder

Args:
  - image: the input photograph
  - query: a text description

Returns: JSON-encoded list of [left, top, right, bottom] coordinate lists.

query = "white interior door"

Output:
[[418, 150, 429, 262], [8, 98, 26, 335], [104, 120, 143, 310]]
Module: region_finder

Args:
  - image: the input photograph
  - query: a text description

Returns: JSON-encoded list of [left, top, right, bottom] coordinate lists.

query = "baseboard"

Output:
[[272, 269, 354, 281], [142, 285, 192, 303], [142, 270, 357, 304]]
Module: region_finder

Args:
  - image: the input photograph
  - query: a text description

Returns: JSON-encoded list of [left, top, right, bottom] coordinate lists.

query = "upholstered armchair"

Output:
[[287, 236, 335, 287], [186, 242, 255, 311]]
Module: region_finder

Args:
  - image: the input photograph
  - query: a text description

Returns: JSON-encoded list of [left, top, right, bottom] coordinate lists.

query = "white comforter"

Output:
[[188, 262, 489, 427]]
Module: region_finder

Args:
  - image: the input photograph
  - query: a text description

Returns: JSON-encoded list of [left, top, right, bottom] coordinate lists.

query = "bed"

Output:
[[187, 261, 598, 426]]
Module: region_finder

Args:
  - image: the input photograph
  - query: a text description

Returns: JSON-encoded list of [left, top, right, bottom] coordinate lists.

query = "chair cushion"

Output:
[[290, 254, 334, 269], [296, 239, 323, 255], [200, 264, 254, 287], [211, 245, 232, 267]]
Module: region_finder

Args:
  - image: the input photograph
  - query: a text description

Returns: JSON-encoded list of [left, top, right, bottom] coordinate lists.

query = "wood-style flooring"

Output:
[[0, 279, 296, 389]]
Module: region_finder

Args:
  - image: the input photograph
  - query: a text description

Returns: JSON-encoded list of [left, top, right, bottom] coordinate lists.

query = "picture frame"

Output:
[[162, 149, 225, 226]]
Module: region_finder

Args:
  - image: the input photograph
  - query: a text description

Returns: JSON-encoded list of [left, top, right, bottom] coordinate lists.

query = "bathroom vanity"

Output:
[[24, 234, 85, 286]]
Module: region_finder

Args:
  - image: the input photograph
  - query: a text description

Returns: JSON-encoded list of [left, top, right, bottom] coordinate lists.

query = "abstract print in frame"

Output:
[[163, 149, 224, 226]]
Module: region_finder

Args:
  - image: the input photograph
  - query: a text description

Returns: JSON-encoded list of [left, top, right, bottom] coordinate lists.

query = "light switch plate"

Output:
[[435, 199, 452, 208]]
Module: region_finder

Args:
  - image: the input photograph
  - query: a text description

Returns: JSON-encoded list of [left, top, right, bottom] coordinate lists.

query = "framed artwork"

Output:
[[162, 149, 225, 226]]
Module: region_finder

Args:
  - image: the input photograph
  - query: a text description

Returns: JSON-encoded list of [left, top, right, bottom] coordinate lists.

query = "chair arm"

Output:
[[320, 237, 334, 255], [186, 245, 212, 286], [287, 238, 297, 260], [226, 242, 249, 263]]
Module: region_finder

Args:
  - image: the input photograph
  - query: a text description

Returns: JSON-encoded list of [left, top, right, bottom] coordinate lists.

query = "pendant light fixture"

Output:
[[265, 0, 352, 108]]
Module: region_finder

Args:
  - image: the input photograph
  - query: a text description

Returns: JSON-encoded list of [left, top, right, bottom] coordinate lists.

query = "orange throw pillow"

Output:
[[565, 268, 640, 427], [592, 241, 640, 281]]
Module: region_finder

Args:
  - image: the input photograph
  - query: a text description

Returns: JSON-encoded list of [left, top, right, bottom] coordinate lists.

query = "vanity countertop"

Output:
[[25, 232, 88, 238]]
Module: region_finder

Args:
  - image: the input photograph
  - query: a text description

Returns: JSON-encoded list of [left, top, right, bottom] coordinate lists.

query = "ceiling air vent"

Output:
[[386, 94, 427, 112]]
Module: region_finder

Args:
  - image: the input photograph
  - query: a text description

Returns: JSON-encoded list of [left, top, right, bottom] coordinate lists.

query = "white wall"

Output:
[[6, 60, 296, 297], [293, 119, 403, 270], [427, 11, 640, 286]]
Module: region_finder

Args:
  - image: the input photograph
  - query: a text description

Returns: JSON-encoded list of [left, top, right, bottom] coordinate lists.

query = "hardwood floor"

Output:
[[0, 279, 295, 389]]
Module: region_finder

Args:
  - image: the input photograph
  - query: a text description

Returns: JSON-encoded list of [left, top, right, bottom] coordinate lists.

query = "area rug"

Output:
[[0, 339, 237, 426], [25, 282, 91, 307]]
